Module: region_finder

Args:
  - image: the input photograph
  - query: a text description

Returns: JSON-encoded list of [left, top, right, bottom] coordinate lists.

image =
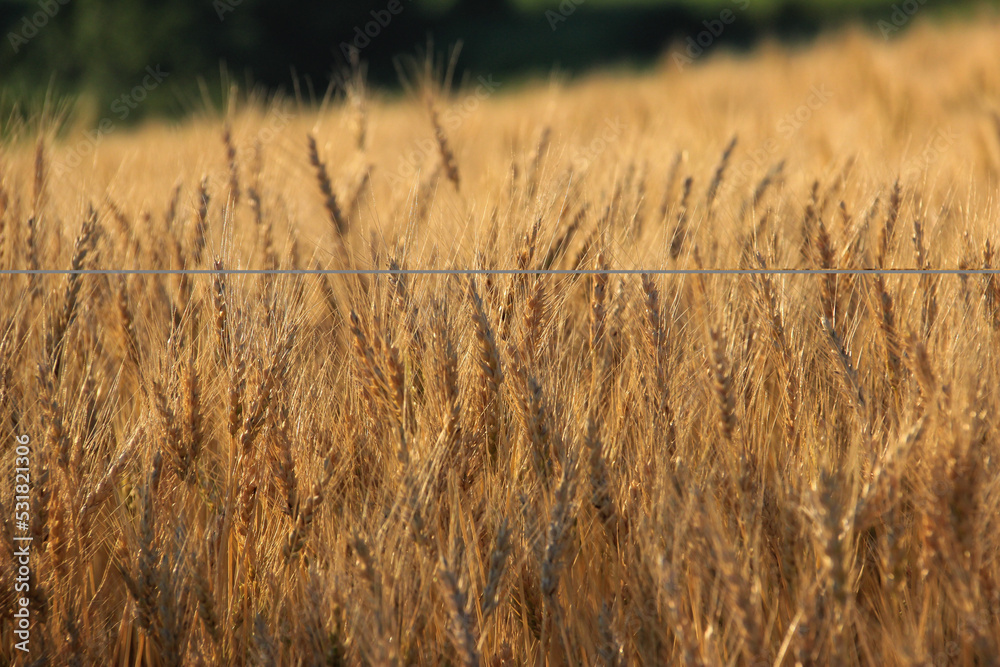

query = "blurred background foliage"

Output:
[[0, 0, 994, 130]]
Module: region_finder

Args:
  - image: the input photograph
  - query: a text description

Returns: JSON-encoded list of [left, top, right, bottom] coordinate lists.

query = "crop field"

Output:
[[2, 14, 1000, 666]]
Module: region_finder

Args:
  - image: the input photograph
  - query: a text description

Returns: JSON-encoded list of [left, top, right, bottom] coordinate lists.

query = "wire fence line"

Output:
[[0, 268, 997, 276]]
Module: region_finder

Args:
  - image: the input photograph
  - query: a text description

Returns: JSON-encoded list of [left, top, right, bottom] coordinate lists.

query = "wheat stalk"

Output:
[[307, 134, 346, 235]]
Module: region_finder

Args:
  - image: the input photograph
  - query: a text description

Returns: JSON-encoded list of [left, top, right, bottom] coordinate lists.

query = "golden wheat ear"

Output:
[[307, 133, 346, 236], [427, 95, 460, 192]]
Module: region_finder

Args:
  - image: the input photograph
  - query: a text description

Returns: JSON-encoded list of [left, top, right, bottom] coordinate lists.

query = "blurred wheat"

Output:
[[2, 16, 1000, 666]]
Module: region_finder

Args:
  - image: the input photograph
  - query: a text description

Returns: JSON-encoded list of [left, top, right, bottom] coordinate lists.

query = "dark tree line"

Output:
[[0, 0, 952, 124]]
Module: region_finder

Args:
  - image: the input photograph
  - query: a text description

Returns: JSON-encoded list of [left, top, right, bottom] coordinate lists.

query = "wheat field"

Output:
[[2, 13, 1000, 666]]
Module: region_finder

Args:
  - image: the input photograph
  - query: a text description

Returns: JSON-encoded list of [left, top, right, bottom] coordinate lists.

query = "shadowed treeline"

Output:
[[0, 0, 991, 124]]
